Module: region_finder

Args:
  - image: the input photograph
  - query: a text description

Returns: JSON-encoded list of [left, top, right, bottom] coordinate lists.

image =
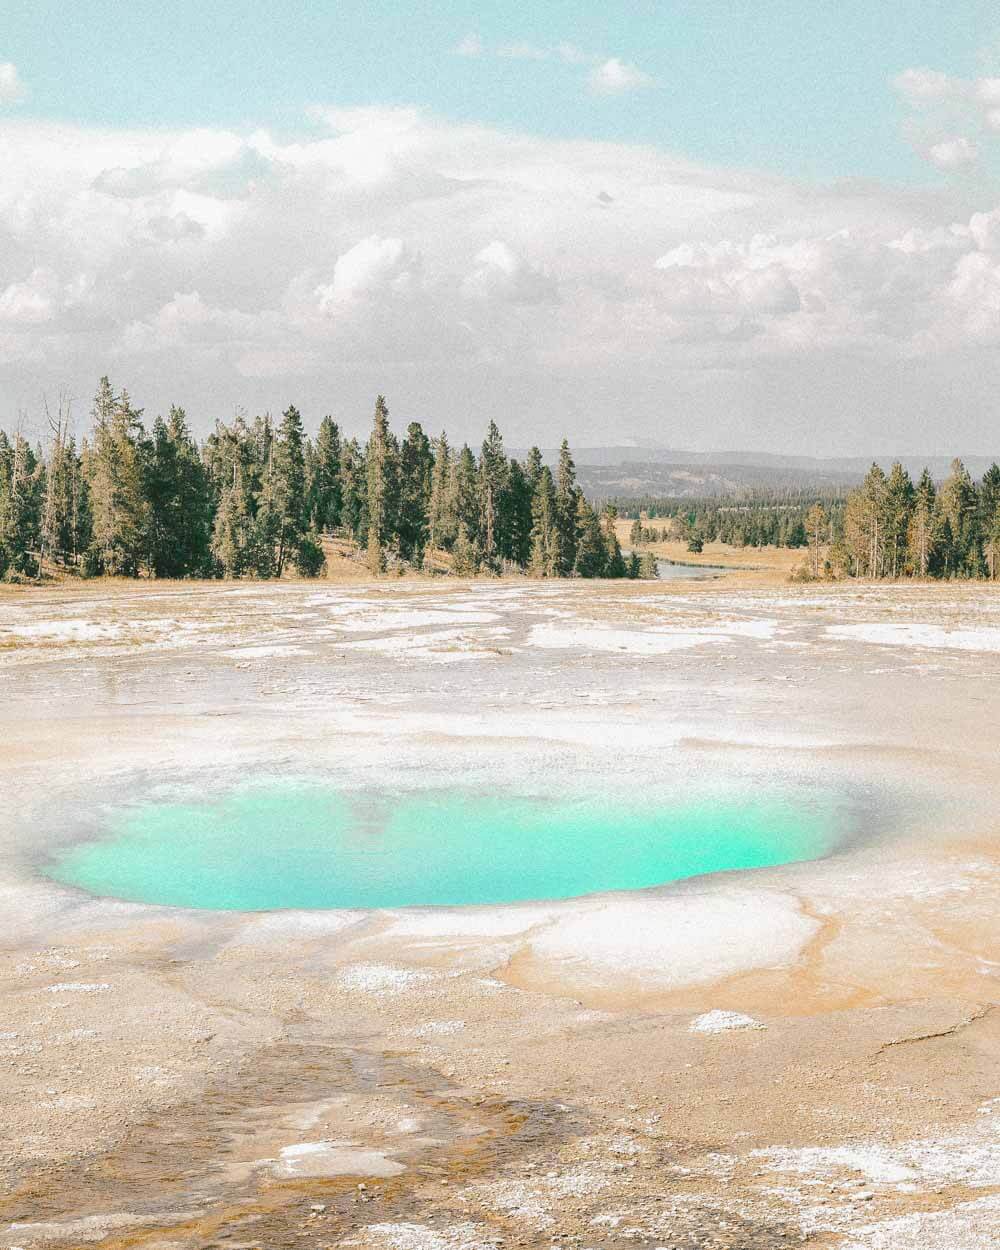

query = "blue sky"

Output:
[[6, 0, 999, 181]]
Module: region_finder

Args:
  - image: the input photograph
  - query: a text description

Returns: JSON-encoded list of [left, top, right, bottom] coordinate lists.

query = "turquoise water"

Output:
[[47, 784, 845, 911]]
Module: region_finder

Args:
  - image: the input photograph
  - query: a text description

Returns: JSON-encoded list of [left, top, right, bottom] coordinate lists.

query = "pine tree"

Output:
[[805, 502, 829, 578], [339, 438, 366, 542], [986, 506, 1000, 581], [554, 439, 578, 574], [602, 505, 626, 577], [524, 446, 543, 496], [844, 464, 888, 577], [84, 379, 150, 576], [637, 550, 659, 579], [365, 395, 395, 572], [146, 407, 212, 577], [573, 494, 606, 577], [308, 416, 342, 533], [0, 433, 42, 577], [427, 432, 456, 551], [451, 522, 482, 574], [40, 401, 88, 566], [478, 421, 508, 570], [884, 463, 915, 579], [211, 472, 254, 577], [398, 421, 433, 564], [505, 459, 534, 566], [907, 469, 937, 578], [269, 405, 307, 576], [938, 458, 981, 577], [453, 445, 479, 544], [528, 466, 559, 577]]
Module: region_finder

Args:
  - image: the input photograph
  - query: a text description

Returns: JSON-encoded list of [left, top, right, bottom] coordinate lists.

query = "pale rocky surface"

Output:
[[1, 577, 999, 1248]]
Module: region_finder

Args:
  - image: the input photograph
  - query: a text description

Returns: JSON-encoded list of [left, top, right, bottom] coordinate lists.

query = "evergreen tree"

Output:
[[451, 522, 482, 574], [308, 416, 342, 533], [524, 446, 543, 496], [427, 432, 456, 551], [453, 445, 479, 543], [529, 466, 559, 577], [397, 421, 433, 564], [805, 502, 829, 578], [84, 379, 150, 576], [146, 407, 212, 577], [573, 494, 607, 577], [211, 470, 256, 577], [339, 438, 366, 541], [938, 458, 981, 577], [601, 505, 627, 577], [637, 550, 660, 579], [883, 463, 915, 579], [40, 404, 89, 567], [844, 463, 888, 577], [907, 469, 937, 578], [0, 433, 42, 577], [986, 507, 1000, 581], [268, 404, 308, 576], [478, 421, 509, 570], [554, 439, 578, 574], [505, 459, 535, 566], [365, 395, 396, 572]]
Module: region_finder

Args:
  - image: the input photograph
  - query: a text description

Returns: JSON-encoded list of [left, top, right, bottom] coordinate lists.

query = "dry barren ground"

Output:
[[1, 576, 999, 1249]]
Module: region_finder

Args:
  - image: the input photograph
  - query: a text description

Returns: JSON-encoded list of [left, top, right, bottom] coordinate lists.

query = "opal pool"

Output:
[[46, 783, 847, 911]]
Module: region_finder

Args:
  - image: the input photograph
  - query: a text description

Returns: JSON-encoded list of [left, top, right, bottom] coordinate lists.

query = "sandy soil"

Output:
[[1, 578, 999, 1249]]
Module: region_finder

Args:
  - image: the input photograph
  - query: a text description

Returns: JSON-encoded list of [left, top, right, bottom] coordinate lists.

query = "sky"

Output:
[[3, 1, 1000, 454]]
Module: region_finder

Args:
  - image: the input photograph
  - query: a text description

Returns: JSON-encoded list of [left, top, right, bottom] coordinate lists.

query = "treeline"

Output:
[[615, 490, 848, 550], [832, 459, 1000, 580], [0, 379, 657, 583]]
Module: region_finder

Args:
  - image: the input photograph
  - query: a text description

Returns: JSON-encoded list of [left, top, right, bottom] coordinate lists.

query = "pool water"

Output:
[[47, 783, 846, 911]]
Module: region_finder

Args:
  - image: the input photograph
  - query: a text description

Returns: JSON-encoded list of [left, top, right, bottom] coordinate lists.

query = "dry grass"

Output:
[[614, 519, 805, 584]]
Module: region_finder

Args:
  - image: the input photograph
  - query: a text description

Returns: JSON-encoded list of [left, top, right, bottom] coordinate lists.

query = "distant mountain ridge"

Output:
[[509, 446, 1000, 501]]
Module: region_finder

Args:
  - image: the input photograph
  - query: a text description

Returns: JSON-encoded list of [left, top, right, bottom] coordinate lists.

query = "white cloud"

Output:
[[0, 268, 57, 324], [5, 106, 1000, 450], [458, 38, 653, 94], [589, 58, 654, 95], [927, 136, 979, 170], [463, 241, 558, 304], [894, 63, 1000, 171], [317, 235, 420, 306], [0, 61, 25, 105], [453, 33, 482, 58], [892, 67, 960, 103]]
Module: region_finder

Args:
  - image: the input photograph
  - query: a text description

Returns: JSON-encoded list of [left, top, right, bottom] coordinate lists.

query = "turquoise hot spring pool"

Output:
[[45, 782, 850, 911]]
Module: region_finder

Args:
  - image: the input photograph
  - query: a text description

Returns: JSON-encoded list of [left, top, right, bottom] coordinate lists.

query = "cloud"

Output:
[[458, 38, 652, 95], [5, 106, 1000, 451], [453, 33, 482, 58], [892, 67, 960, 103], [0, 268, 57, 324], [463, 241, 558, 304], [927, 136, 979, 170], [589, 58, 654, 95], [317, 235, 420, 306], [0, 62, 25, 105], [893, 63, 1000, 172]]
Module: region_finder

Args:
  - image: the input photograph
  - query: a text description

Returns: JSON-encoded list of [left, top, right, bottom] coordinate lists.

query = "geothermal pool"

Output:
[[47, 782, 847, 911]]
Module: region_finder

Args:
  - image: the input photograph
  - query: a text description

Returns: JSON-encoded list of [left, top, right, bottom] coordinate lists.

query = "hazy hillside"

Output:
[[513, 447, 1000, 501]]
